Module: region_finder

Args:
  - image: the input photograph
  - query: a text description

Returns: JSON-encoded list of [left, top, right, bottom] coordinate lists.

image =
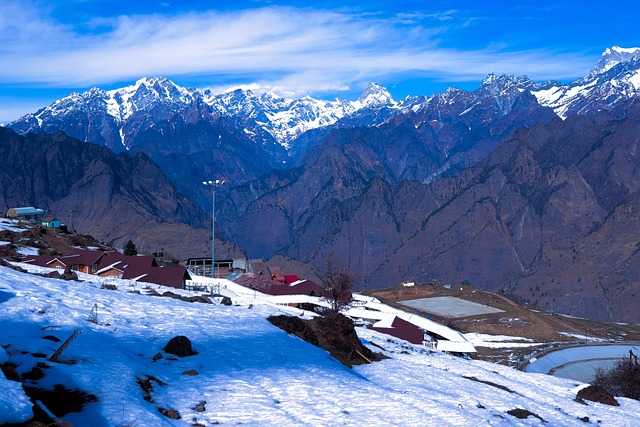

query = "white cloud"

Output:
[[0, 2, 594, 99]]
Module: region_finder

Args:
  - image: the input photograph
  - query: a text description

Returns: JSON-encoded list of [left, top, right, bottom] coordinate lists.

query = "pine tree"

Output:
[[123, 239, 138, 256]]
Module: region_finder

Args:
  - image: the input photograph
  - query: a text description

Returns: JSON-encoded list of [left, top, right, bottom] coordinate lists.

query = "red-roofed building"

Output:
[[23, 249, 107, 274], [283, 275, 299, 284], [23, 249, 190, 289], [371, 316, 425, 345], [233, 274, 323, 297], [96, 252, 189, 288]]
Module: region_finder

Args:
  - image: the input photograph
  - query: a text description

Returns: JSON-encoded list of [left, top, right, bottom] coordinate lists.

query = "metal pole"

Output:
[[203, 179, 225, 279], [211, 182, 215, 278]]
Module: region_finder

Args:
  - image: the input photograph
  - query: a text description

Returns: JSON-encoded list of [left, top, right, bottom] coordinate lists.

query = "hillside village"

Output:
[[2, 213, 477, 354], [2, 216, 640, 425]]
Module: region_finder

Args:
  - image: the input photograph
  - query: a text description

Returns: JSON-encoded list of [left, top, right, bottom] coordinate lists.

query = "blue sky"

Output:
[[0, 0, 637, 122]]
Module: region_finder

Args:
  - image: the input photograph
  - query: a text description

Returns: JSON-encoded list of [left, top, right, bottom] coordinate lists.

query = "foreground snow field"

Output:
[[1, 264, 639, 426]]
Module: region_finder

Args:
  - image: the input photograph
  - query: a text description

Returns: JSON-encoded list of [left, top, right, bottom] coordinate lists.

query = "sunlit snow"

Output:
[[1, 262, 639, 426]]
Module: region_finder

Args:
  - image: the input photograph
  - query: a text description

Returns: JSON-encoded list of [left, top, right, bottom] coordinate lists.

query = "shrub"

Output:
[[593, 358, 640, 400]]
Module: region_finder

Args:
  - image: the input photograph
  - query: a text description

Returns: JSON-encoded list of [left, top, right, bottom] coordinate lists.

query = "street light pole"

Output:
[[203, 179, 225, 278]]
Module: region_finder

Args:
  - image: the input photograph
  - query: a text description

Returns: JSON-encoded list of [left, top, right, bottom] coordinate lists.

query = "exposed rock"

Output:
[[192, 400, 206, 412], [22, 366, 45, 381], [44, 271, 62, 279], [23, 384, 98, 419], [136, 375, 166, 403], [61, 270, 78, 281], [507, 408, 545, 421], [182, 369, 199, 376], [100, 284, 118, 290], [160, 291, 212, 304], [0, 362, 20, 382], [220, 297, 232, 306], [0, 127, 213, 259], [163, 336, 197, 357], [577, 385, 620, 406], [268, 313, 385, 368], [159, 408, 181, 419], [42, 335, 61, 342], [152, 352, 163, 362]]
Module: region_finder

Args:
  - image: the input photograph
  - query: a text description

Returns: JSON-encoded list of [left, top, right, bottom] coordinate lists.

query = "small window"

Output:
[[71, 266, 79, 272]]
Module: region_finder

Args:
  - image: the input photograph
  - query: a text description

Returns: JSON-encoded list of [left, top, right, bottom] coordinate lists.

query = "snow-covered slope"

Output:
[[1, 263, 639, 426]]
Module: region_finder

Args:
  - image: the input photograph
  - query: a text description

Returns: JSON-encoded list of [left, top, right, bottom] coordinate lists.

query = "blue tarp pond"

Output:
[[524, 344, 640, 383]]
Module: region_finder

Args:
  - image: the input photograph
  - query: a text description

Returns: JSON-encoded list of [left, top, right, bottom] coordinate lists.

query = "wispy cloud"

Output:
[[0, 2, 594, 99]]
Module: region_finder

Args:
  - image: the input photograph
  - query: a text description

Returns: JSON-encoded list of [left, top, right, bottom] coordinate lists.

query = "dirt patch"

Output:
[[160, 291, 212, 304], [576, 385, 619, 406], [25, 384, 98, 418], [463, 375, 514, 393], [269, 313, 385, 367], [507, 408, 545, 421]]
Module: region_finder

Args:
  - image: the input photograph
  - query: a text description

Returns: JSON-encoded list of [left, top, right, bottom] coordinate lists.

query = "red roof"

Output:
[[143, 266, 191, 288], [23, 249, 188, 289], [97, 252, 187, 288], [97, 252, 157, 273], [371, 316, 424, 344], [22, 255, 55, 266], [283, 275, 299, 284], [22, 249, 107, 269], [233, 274, 322, 296], [67, 249, 107, 267]]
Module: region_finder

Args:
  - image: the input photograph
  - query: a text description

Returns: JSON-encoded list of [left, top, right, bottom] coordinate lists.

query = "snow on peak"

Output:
[[480, 73, 532, 89], [482, 72, 497, 85], [590, 46, 640, 76], [357, 82, 395, 107], [104, 77, 197, 122]]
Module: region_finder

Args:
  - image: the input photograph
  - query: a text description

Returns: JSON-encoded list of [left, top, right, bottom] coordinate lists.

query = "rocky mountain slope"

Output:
[[0, 127, 227, 258], [5, 46, 640, 322]]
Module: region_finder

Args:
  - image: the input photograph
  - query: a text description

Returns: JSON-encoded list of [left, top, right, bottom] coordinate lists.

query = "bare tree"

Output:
[[319, 254, 356, 315]]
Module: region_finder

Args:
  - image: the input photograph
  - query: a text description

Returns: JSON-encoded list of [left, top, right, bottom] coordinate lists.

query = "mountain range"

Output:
[[5, 46, 640, 322]]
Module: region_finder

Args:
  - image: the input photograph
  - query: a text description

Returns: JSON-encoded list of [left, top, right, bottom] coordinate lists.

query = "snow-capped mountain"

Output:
[[204, 88, 359, 149], [590, 46, 640, 77], [9, 78, 397, 151], [9, 46, 640, 154], [531, 46, 640, 118]]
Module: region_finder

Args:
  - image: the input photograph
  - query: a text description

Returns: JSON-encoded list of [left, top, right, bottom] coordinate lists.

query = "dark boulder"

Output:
[[62, 270, 78, 281], [163, 336, 197, 357]]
